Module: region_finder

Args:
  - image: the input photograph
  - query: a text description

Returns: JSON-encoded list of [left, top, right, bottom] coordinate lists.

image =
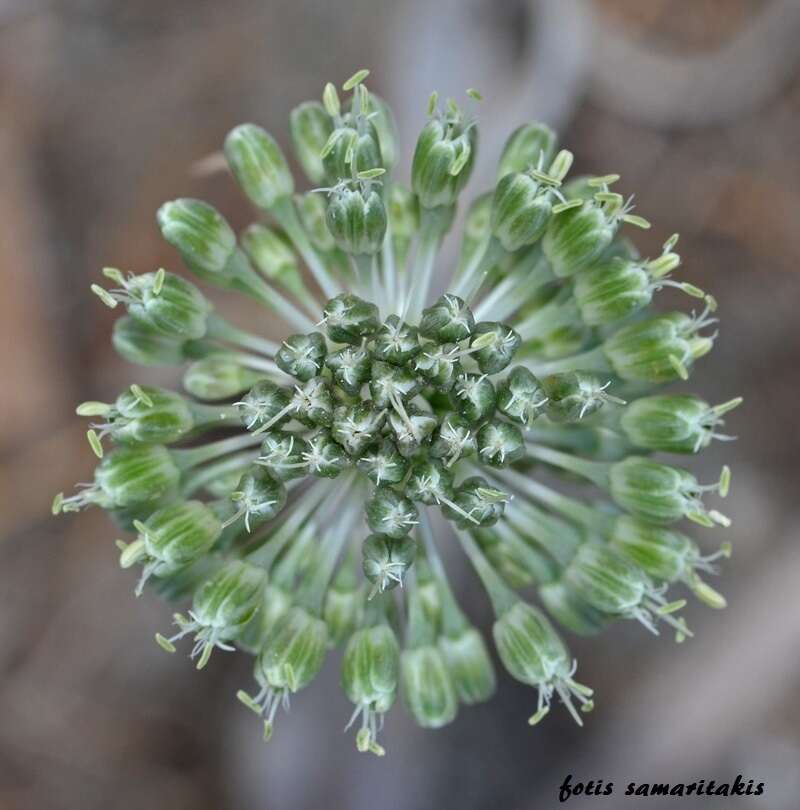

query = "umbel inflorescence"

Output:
[[55, 70, 740, 756]]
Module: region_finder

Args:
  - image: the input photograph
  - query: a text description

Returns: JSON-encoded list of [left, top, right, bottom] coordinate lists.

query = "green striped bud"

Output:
[[365, 488, 418, 540], [429, 412, 477, 466], [342, 623, 399, 717], [492, 601, 593, 725], [357, 439, 408, 486], [419, 294, 475, 343], [321, 124, 383, 186], [496, 122, 557, 180], [292, 377, 334, 428], [609, 456, 731, 528], [322, 293, 380, 345], [620, 394, 741, 454], [362, 533, 416, 597], [369, 360, 419, 408], [224, 124, 293, 210], [256, 431, 310, 481], [368, 94, 399, 171], [113, 315, 194, 367], [324, 560, 365, 647], [469, 322, 521, 374], [452, 372, 496, 423], [303, 430, 350, 478], [538, 581, 612, 637], [183, 355, 262, 401], [444, 475, 508, 528], [295, 192, 336, 252], [157, 199, 237, 278], [259, 606, 328, 691], [99, 385, 194, 445], [496, 366, 548, 427], [96, 444, 180, 507], [289, 100, 334, 184], [332, 402, 386, 456], [121, 500, 221, 594], [405, 457, 454, 505], [276, 332, 327, 382], [542, 372, 625, 423], [372, 315, 420, 365], [412, 343, 463, 391], [476, 419, 525, 468], [227, 467, 287, 533], [237, 380, 292, 433], [325, 344, 371, 395], [401, 645, 458, 728], [387, 403, 438, 456], [325, 182, 387, 256], [240, 224, 305, 299], [439, 626, 496, 705], [238, 583, 292, 654]]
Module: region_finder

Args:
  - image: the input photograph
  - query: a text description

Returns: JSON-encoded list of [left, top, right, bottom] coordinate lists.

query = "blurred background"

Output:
[[2, 1, 799, 808]]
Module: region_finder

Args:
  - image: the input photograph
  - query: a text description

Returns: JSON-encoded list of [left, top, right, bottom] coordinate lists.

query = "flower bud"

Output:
[[411, 110, 476, 209], [224, 123, 293, 210], [362, 533, 416, 597], [572, 257, 650, 325], [289, 100, 334, 184], [291, 377, 334, 428], [387, 403, 438, 456], [490, 150, 573, 251], [183, 355, 263, 401], [303, 430, 350, 478], [419, 294, 475, 343], [439, 626, 496, 705], [452, 373, 496, 423], [357, 439, 408, 486], [492, 601, 593, 725], [324, 560, 365, 646], [325, 182, 387, 256], [342, 623, 399, 714], [372, 315, 420, 365], [240, 224, 306, 299], [96, 444, 180, 507], [620, 394, 741, 454], [227, 467, 287, 533], [325, 344, 371, 395], [259, 606, 328, 692], [121, 500, 221, 594], [429, 412, 477, 467], [100, 385, 195, 444], [401, 645, 458, 728], [322, 293, 380, 344], [369, 360, 419, 408], [412, 344, 463, 391], [609, 456, 731, 528], [112, 315, 193, 367], [476, 419, 525, 468], [496, 366, 548, 427], [603, 308, 716, 383], [475, 529, 536, 589], [321, 124, 383, 185], [256, 431, 310, 481], [276, 332, 327, 382], [157, 199, 237, 278], [542, 372, 624, 423], [236, 380, 293, 433], [365, 488, 418, 540], [443, 475, 508, 528], [238, 583, 293, 654], [405, 457, 454, 505], [295, 192, 337, 252], [469, 322, 521, 374], [496, 122, 557, 179], [157, 560, 265, 668], [332, 402, 386, 456]]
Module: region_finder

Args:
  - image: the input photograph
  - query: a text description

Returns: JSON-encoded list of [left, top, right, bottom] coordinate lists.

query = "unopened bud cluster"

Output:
[[56, 69, 739, 757]]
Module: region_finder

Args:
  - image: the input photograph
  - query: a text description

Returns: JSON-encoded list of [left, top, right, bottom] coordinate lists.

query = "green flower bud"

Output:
[[183, 355, 263, 401], [322, 293, 380, 344], [411, 107, 476, 209], [120, 500, 221, 594], [603, 308, 716, 383], [542, 372, 625, 423], [113, 315, 193, 367], [414, 556, 442, 633], [342, 623, 399, 755], [331, 402, 386, 456], [224, 123, 293, 210], [276, 332, 327, 382], [388, 184, 420, 268], [292, 377, 334, 428], [325, 344, 371, 395], [496, 366, 548, 427], [439, 626, 496, 705], [413, 343, 463, 391], [94, 444, 180, 508], [256, 431, 311, 481], [236, 380, 293, 433], [357, 439, 408, 486], [157, 560, 265, 668], [609, 456, 731, 528], [429, 412, 477, 467], [405, 457, 454, 505], [496, 122, 557, 179], [620, 394, 741, 454], [476, 419, 525, 468], [469, 322, 521, 374], [325, 182, 387, 256], [238, 582, 292, 654], [401, 645, 458, 728], [289, 100, 334, 184], [226, 467, 287, 533], [538, 580, 612, 637], [492, 601, 593, 725], [303, 430, 350, 478], [362, 533, 416, 597], [324, 556, 365, 647], [387, 403, 438, 456], [490, 150, 573, 251], [452, 372, 496, 423], [365, 488, 419, 540], [443, 475, 509, 528], [369, 360, 419, 408], [321, 123, 383, 186], [419, 294, 475, 343], [240, 224, 305, 297], [295, 192, 337, 252], [157, 199, 236, 278], [475, 529, 536, 589], [371, 315, 420, 365]]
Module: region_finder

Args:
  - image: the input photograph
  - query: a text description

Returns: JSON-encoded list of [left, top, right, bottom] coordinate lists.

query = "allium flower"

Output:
[[55, 69, 740, 755]]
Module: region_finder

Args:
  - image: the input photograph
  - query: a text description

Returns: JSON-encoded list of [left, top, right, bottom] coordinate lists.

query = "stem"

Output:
[[456, 238, 504, 305], [525, 345, 612, 377], [272, 197, 342, 301], [474, 249, 552, 322], [455, 529, 518, 617], [188, 402, 242, 428], [227, 351, 288, 379], [404, 205, 451, 321], [206, 314, 279, 357], [180, 450, 257, 496], [490, 520, 561, 584], [381, 216, 397, 309], [172, 432, 263, 471], [524, 442, 611, 488], [515, 291, 578, 342]]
